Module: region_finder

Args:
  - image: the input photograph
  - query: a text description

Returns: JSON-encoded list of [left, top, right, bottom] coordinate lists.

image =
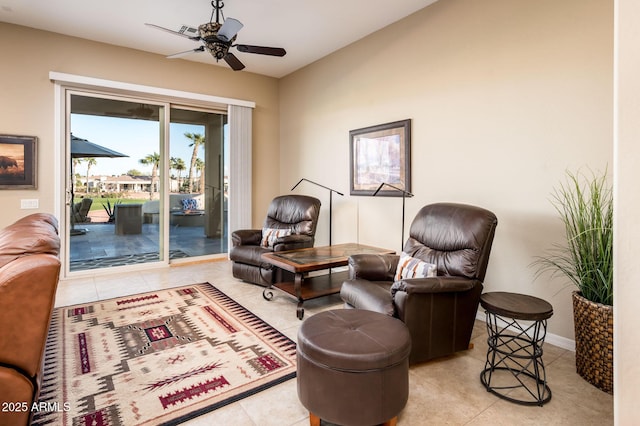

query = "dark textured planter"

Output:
[[572, 291, 613, 394]]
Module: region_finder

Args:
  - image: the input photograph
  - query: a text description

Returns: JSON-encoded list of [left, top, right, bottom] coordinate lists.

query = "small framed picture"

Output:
[[349, 119, 411, 196], [0, 134, 37, 189]]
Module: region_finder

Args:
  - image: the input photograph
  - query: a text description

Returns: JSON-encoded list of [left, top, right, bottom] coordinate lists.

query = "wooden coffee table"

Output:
[[262, 243, 395, 319]]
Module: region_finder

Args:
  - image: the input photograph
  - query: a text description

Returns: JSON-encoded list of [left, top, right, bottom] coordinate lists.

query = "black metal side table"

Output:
[[480, 292, 554, 406]]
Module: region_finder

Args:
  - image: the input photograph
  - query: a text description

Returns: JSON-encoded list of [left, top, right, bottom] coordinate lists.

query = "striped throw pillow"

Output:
[[394, 252, 437, 281], [261, 228, 293, 248]]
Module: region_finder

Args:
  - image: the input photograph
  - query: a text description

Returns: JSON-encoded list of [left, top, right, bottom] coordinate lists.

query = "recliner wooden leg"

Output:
[[309, 412, 320, 426]]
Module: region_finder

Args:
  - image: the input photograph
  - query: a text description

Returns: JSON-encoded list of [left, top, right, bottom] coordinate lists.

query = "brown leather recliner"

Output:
[[340, 203, 498, 365], [230, 195, 321, 286], [0, 213, 61, 426]]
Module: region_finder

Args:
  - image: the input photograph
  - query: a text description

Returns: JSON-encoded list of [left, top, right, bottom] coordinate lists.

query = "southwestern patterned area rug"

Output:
[[32, 283, 297, 426]]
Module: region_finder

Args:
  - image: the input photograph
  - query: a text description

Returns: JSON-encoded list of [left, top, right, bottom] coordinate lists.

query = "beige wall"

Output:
[[615, 0, 640, 419], [279, 0, 613, 341], [0, 22, 280, 227]]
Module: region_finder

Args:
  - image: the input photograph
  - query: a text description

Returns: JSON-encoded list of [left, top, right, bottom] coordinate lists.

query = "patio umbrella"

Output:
[[71, 135, 129, 158], [70, 135, 128, 234]]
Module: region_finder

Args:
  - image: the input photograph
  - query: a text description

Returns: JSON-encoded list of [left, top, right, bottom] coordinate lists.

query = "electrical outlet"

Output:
[[20, 199, 39, 209]]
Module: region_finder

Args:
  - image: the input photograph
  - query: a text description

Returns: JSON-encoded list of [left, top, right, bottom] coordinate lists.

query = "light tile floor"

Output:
[[55, 260, 614, 426]]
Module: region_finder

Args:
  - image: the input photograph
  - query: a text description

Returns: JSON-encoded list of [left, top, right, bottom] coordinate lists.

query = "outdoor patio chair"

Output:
[[72, 198, 92, 224]]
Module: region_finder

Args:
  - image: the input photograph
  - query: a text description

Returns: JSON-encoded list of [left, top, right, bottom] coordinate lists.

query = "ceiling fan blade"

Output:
[[223, 52, 246, 71], [217, 18, 244, 42], [236, 44, 286, 57], [167, 46, 205, 59], [145, 23, 201, 41]]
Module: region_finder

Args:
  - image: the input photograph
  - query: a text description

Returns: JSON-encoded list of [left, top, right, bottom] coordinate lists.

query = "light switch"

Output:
[[20, 199, 39, 209]]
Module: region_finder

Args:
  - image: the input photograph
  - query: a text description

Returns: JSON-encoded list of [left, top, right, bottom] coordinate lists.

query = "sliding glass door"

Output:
[[68, 94, 164, 271], [66, 93, 228, 273], [168, 107, 227, 257]]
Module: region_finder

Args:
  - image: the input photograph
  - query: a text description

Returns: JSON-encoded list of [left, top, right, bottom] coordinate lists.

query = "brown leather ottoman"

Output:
[[297, 309, 411, 426]]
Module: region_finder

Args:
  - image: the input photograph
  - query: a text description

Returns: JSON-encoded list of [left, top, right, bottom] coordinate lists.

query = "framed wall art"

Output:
[[0, 134, 37, 189], [349, 119, 411, 196]]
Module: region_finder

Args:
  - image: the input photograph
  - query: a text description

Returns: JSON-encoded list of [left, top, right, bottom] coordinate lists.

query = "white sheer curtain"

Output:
[[228, 104, 253, 250]]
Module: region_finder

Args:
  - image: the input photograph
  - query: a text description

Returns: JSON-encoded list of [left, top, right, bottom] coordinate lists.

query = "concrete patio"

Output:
[[69, 212, 227, 271]]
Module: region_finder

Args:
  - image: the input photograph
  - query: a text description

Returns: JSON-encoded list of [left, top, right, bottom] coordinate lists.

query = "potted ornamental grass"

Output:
[[534, 168, 613, 394]]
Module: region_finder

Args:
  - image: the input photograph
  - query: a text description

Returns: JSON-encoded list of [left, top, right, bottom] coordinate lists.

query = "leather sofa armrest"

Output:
[[348, 254, 399, 281], [0, 367, 34, 426], [231, 229, 262, 247], [0, 254, 60, 379], [273, 234, 314, 251], [393, 276, 479, 295]]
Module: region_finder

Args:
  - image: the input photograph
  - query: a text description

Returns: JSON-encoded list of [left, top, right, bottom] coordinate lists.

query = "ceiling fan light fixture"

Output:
[[198, 22, 234, 60], [217, 18, 243, 42], [204, 41, 228, 60], [149, 0, 285, 71], [198, 22, 221, 41]]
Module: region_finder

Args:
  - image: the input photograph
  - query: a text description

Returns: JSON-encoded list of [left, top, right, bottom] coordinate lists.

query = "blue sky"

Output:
[[70, 114, 209, 177]]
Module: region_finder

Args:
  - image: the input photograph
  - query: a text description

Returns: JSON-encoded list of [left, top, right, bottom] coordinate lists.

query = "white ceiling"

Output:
[[0, 0, 438, 78]]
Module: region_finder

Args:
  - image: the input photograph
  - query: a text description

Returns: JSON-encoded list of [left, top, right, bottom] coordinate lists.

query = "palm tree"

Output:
[[139, 152, 160, 199], [184, 132, 204, 193], [195, 158, 205, 193], [85, 158, 97, 193], [73, 157, 83, 170], [72, 158, 83, 198], [170, 157, 186, 192]]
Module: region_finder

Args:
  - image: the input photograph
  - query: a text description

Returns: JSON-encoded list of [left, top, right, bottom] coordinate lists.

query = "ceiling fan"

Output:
[[145, 0, 286, 71]]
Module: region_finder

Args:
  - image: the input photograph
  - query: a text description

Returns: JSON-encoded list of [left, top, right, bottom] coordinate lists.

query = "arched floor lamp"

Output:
[[291, 178, 344, 246], [373, 182, 414, 252]]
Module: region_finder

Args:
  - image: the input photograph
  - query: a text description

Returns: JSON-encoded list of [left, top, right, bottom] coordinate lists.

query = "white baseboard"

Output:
[[475, 311, 575, 352]]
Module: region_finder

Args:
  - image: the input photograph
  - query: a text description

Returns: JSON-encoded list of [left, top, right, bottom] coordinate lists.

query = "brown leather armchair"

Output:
[[340, 203, 498, 365], [230, 194, 321, 286]]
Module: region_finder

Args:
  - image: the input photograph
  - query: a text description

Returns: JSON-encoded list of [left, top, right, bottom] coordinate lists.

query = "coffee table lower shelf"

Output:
[[263, 270, 349, 320]]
